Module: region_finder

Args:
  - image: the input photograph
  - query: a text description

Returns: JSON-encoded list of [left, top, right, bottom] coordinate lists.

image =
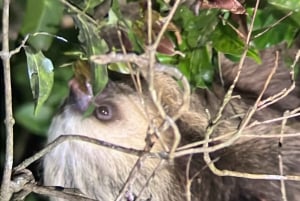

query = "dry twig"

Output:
[[0, 0, 14, 200]]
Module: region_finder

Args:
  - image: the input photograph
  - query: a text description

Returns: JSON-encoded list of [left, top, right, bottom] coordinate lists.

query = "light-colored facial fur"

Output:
[[44, 82, 186, 201]]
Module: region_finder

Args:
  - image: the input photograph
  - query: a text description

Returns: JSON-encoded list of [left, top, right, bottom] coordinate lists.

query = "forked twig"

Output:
[[202, 49, 279, 179], [257, 49, 299, 111]]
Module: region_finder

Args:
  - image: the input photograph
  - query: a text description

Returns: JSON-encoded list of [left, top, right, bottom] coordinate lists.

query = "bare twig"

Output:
[[218, 15, 246, 40], [9, 34, 29, 56], [151, 0, 181, 51], [185, 155, 193, 201], [176, 131, 300, 154], [27, 184, 98, 201], [202, 47, 278, 179], [257, 49, 299, 111], [14, 135, 154, 173], [253, 11, 293, 39], [135, 160, 165, 201], [147, 0, 152, 45], [114, 155, 151, 201], [278, 155, 287, 201], [0, 0, 14, 200], [145, 0, 184, 160], [201, 0, 300, 181], [10, 168, 97, 201], [248, 112, 300, 128]]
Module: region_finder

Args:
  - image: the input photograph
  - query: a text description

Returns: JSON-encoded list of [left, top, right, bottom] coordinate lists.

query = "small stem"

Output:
[[0, 0, 14, 201]]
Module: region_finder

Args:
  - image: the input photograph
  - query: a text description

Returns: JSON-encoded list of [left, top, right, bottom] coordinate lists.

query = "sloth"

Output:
[[44, 46, 300, 201]]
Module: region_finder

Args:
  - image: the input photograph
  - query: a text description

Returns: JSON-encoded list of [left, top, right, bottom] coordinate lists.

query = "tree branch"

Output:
[[0, 0, 15, 200]]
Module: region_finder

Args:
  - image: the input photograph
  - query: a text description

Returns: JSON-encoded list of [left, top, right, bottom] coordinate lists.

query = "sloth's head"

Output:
[[48, 71, 193, 153], [44, 72, 188, 201]]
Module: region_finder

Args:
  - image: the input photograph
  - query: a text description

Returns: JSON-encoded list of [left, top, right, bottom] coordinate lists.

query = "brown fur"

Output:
[[44, 46, 300, 201]]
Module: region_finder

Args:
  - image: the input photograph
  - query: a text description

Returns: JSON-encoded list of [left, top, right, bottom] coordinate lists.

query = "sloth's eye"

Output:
[[94, 104, 113, 121]]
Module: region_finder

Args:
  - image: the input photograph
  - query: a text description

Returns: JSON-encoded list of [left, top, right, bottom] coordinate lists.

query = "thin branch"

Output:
[[184, 168, 300, 181], [218, 15, 246, 40], [278, 155, 287, 201], [135, 160, 165, 201], [14, 135, 154, 173], [151, 0, 181, 51], [114, 155, 148, 201], [248, 112, 300, 128], [185, 155, 193, 201], [145, 2, 183, 161], [253, 11, 293, 39], [191, 3, 300, 183], [0, 0, 15, 200], [147, 0, 152, 45], [28, 184, 98, 201], [202, 47, 278, 179], [177, 130, 300, 154], [201, 0, 300, 181], [257, 49, 299, 111], [9, 34, 29, 56], [10, 168, 97, 201]]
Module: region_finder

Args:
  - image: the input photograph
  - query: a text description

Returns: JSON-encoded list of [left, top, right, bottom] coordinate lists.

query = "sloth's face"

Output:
[[48, 79, 163, 151]]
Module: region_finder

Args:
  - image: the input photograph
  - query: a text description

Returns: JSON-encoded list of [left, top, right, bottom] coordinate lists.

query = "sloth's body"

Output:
[[44, 47, 300, 201]]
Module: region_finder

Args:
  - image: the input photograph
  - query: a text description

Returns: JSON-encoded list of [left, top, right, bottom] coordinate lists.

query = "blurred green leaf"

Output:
[[108, 62, 131, 74], [174, 6, 219, 49], [252, 22, 298, 49], [179, 47, 215, 88], [250, 7, 299, 48], [212, 23, 260, 63], [21, 0, 64, 50], [268, 0, 300, 10], [15, 103, 52, 135], [85, 0, 105, 10], [156, 53, 179, 65], [25, 47, 54, 115]]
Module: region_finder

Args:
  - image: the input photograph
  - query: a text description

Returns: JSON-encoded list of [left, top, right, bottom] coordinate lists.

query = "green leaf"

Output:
[[21, 0, 64, 50], [268, 0, 300, 11], [178, 47, 215, 88], [108, 62, 131, 74], [250, 7, 299, 48], [156, 53, 179, 65], [25, 47, 54, 115], [74, 14, 109, 94], [85, 0, 105, 10], [15, 103, 52, 135], [252, 23, 298, 49], [174, 6, 219, 49], [212, 23, 260, 63]]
